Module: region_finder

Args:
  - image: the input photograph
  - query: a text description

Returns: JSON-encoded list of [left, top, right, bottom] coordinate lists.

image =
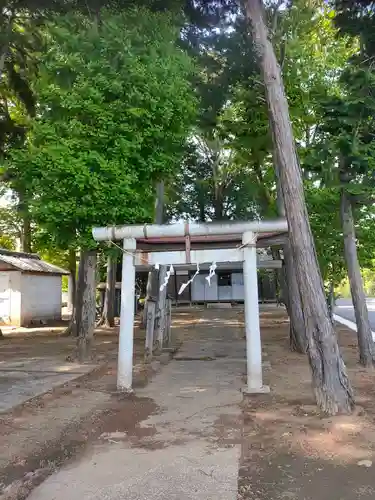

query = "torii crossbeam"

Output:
[[92, 219, 288, 395]]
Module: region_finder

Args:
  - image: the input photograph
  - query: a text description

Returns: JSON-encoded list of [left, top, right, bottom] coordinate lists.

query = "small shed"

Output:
[[0, 249, 69, 326]]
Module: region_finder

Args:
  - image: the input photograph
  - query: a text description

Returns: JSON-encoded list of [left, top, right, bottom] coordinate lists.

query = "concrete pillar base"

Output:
[[242, 385, 270, 396], [116, 388, 134, 396]]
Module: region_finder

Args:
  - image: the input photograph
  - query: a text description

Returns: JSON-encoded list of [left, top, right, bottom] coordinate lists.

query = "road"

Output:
[[335, 298, 375, 331]]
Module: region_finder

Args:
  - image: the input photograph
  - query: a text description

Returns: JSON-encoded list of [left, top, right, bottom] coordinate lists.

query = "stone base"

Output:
[[242, 385, 270, 396], [206, 302, 232, 309], [162, 347, 176, 353], [116, 387, 134, 396]]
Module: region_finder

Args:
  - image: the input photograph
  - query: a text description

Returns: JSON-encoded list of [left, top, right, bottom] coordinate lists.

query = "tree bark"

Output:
[[18, 191, 32, 253], [76, 250, 96, 362], [213, 188, 225, 220], [283, 244, 307, 353], [327, 280, 335, 322], [255, 153, 307, 353], [198, 198, 206, 222], [0, 49, 7, 80], [340, 190, 374, 366], [62, 249, 77, 336], [20, 213, 32, 253], [245, 0, 354, 414], [97, 254, 116, 327], [274, 152, 307, 353], [142, 181, 165, 328], [0, 10, 14, 80]]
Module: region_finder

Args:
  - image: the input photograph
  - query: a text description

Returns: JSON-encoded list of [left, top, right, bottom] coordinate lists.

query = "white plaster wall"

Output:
[[0, 271, 22, 326], [218, 286, 232, 301], [191, 272, 245, 302], [21, 274, 62, 325], [191, 274, 219, 301], [191, 274, 206, 301], [231, 273, 244, 301], [204, 274, 218, 301], [9, 271, 22, 325], [0, 271, 11, 324]]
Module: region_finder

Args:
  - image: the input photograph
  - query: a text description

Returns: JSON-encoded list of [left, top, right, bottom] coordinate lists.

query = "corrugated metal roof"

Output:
[[0, 252, 69, 275]]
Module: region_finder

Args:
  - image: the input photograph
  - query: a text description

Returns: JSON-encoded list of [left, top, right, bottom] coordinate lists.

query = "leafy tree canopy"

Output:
[[10, 7, 197, 249]]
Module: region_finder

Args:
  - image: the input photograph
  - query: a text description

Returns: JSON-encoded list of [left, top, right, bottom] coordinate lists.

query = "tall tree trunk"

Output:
[[69, 248, 77, 322], [327, 280, 335, 322], [213, 188, 225, 220], [18, 191, 32, 253], [340, 190, 374, 366], [246, 0, 354, 414], [142, 182, 165, 328], [21, 213, 32, 253], [283, 244, 307, 353], [254, 155, 307, 352], [63, 249, 77, 336], [274, 242, 307, 354], [76, 250, 96, 362], [0, 50, 7, 80], [0, 10, 14, 80], [198, 198, 206, 222], [274, 152, 307, 353], [97, 254, 116, 327]]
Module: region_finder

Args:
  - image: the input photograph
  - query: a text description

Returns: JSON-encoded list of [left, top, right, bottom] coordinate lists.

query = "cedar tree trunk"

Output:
[[76, 250, 96, 361], [97, 254, 116, 327], [274, 152, 307, 353], [340, 190, 374, 366], [245, 0, 354, 414]]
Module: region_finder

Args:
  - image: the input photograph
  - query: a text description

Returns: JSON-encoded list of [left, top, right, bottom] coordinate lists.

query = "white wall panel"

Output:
[[21, 274, 62, 324]]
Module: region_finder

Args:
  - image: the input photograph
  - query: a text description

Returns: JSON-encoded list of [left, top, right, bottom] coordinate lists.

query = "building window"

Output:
[[218, 272, 231, 287]]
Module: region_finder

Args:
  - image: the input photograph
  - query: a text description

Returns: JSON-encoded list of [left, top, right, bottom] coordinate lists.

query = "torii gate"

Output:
[[92, 219, 288, 395]]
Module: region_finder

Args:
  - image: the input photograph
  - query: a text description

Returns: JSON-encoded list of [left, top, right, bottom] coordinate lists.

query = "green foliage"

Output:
[[276, 1, 375, 285], [2, 0, 375, 296], [10, 7, 197, 249], [166, 128, 268, 222], [306, 186, 347, 285], [294, 3, 375, 286], [362, 265, 375, 296], [166, 11, 270, 223], [0, 204, 21, 249], [0, 235, 16, 250], [0, 9, 40, 162], [335, 1, 375, 59]]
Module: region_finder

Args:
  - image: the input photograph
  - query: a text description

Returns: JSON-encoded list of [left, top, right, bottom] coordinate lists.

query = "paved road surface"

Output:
[[335, 298, 375, 331]]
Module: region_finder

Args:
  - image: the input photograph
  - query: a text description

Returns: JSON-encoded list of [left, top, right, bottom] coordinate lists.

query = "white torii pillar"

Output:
[[117, 237, 136, 391], [116, 232, 270, 393], [242, 231, 270, 394], [92, 220, 287, 393]]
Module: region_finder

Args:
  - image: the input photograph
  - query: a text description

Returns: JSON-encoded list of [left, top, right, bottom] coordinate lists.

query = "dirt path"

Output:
[[25, 308, 245, 500], [0, 311, 198, 499], [3, 307, 375, 499]]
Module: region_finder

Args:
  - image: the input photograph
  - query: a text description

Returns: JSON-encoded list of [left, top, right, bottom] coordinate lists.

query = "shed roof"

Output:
[[0, 249, 69, 275]]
